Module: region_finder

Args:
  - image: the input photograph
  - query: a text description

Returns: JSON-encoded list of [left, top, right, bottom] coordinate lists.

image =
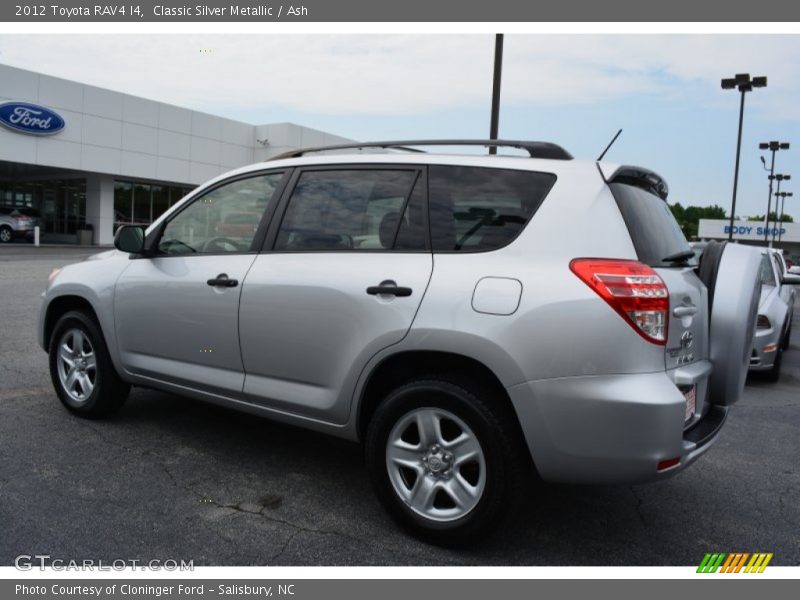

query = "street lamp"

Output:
[[722, 73, 767, 241], [769, 173, 790, 243], [759, 140, 790, 243], [777, 191, 793, 242], [489, 33, 504, 155]]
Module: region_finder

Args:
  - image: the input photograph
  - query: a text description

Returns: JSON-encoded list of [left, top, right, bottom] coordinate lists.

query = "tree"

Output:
[[747, 212, 794, 222], [669, 203, 728, 240]]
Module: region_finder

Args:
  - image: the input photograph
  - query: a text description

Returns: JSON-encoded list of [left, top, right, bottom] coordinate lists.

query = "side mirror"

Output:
[[114, 225, 146, 254], [782, 273, 800, 285]]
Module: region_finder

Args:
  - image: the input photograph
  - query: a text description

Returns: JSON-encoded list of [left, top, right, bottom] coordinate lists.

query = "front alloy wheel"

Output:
[[49, 310, 130, 418], [56, 328, 97, 403]]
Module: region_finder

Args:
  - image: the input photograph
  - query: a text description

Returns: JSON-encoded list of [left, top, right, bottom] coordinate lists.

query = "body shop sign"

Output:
[[0, 102, 65, 135]]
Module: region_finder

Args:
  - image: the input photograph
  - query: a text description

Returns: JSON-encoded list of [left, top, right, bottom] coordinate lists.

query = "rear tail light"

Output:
[[570, 258, 669, 345], [756, 315, 771, 329]]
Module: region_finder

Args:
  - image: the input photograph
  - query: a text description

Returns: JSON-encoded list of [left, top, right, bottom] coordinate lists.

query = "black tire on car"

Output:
[[364, 376, 528, 545], [697, 240, 727, 314], [0, 225, 13, 243], [48, 310, 130, 418]]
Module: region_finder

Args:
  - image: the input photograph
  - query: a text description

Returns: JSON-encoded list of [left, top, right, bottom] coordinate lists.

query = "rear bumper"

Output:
[[749, 327, 780, 371], [507, 362, 727, 484]]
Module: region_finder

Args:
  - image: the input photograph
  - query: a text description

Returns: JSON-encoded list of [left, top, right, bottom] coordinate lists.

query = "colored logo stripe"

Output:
[[697, 552, 773, 573]]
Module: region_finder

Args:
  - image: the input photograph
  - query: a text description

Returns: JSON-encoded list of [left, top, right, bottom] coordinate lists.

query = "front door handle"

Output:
[[207, 273, 238, 288], [367, 281, 413, 297]]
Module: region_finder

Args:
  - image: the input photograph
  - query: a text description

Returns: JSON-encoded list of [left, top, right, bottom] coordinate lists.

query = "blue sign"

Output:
[[0, 101, 65, 136]]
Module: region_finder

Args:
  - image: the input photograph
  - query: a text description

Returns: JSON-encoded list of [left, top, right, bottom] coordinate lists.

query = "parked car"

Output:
[[0, 205, 36, 243], [39, 140, 764, 543], [750, 248, 799, 380]]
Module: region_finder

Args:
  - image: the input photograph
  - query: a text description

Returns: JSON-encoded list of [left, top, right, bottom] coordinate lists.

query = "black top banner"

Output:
[[2, 0, 799, 22]]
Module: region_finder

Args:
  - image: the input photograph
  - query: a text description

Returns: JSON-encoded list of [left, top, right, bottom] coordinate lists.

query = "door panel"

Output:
[[115, 255, 256, 395], [239, 253, 433, 423], [113, 171, 286, 395]]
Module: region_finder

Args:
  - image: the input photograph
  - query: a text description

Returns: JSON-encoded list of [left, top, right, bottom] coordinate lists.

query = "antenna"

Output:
[[597, 129, 622, 161]]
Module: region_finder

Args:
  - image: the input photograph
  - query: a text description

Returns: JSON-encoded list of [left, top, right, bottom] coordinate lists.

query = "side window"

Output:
[[428, 165, 556, 252], [759, 254, 777, 287], [275, 169, 424, 251], [159, 172, 283, 255]]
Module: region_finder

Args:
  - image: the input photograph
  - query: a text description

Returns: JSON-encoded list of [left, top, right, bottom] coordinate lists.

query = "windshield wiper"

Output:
[[661, 250, 695, 264]]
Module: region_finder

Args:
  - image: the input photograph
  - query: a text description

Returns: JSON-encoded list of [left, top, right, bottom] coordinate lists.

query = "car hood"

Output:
[[85, 249, 120, 262]]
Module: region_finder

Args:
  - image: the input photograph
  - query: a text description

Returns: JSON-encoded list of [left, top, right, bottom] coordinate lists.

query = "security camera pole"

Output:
[[721, 73, 767, 241], [759, 140, 790, 244]]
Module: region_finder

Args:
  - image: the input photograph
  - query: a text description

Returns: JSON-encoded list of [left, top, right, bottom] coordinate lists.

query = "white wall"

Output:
[[0, 64, 353, 185]]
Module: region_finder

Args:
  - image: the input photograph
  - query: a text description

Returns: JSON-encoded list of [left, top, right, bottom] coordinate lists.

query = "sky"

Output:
[[1, 34, 799, 218]]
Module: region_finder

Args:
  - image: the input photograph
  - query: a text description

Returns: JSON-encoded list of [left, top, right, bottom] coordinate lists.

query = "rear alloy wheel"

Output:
[[365, 378, 527, 545], [385, 407, 487, 523], [49, 310, 130, 418], [0, 225, 12, 243]]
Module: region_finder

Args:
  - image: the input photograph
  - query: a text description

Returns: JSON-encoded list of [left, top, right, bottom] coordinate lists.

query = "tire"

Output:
[[364, 376, 528, 545], [0, 225, 13, 243], [697, 240, 727, 313], [48, 310, 130, 418]]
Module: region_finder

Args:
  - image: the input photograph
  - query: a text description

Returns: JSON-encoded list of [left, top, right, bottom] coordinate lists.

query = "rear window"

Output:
[[428, 165, 556, 252], [609, 183, 691, 267]]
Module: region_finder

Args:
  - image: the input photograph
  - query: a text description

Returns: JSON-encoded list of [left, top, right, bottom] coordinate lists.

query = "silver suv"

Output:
[[0, 205, 36, 243], [39, 140, 764, 543]]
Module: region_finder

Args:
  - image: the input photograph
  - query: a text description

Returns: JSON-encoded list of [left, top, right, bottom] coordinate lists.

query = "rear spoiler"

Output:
[[597, 164, 669, 201]]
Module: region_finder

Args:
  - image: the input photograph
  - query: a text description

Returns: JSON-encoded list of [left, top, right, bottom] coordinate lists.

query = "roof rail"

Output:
[[267, 139, 573, 161]]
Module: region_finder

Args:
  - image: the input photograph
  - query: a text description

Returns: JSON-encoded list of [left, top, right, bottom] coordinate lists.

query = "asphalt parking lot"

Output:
[[1, 244, 798, 566]]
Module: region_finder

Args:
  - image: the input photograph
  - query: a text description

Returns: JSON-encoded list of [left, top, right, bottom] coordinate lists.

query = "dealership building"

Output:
[[0, 64, 352, 245], [698, 219, 800, 263]]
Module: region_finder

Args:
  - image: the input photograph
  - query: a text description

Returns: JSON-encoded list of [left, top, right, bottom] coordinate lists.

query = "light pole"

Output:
[[489, 33, 504, 155], [759, 140, 790, 243], [769, 174, 790, 244], [722, 73, 767, 241], [777, 191, 793, 242]]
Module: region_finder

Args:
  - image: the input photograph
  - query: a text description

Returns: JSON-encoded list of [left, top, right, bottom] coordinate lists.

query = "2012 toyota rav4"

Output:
[[39, 140, 763, 544]]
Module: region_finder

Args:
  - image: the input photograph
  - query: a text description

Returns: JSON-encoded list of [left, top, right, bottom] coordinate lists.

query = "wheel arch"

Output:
[[44, 295, 101, 351], [356, 350, 526, 446]]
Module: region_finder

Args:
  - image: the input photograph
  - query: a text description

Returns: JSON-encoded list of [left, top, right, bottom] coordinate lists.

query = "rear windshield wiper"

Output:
[[661, 250, 695, 264]]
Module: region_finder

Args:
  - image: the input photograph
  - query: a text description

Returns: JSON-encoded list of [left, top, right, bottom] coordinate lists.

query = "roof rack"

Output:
[[268, 139, 573, 161]]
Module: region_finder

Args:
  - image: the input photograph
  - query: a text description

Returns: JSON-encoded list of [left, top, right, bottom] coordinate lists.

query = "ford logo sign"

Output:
[[0, 101, 65, 136]]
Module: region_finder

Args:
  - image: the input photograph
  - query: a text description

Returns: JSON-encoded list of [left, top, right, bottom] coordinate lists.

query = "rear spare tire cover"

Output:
[[704, 243, 762, 406]]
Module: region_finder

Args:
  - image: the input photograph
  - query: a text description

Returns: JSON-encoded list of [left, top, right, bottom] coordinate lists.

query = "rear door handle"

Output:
[[367, 283, 413, 297], [207, 273, 238, 288], [673, 305, 697, 317]]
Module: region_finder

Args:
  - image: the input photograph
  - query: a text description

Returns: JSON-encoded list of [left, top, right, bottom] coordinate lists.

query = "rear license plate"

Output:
[[684, 386, 696, 422]]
